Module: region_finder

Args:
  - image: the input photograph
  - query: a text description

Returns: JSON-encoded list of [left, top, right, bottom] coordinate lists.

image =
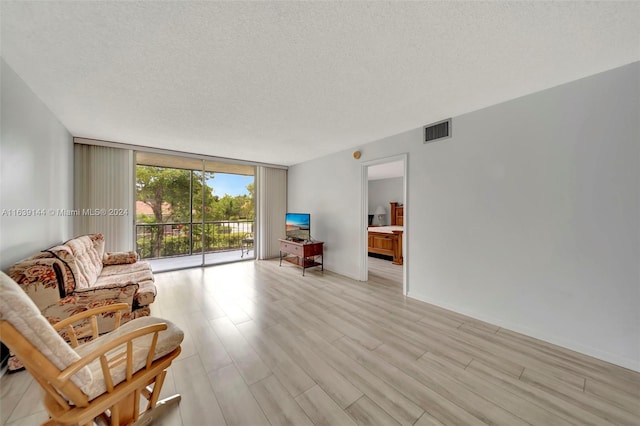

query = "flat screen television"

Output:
[[285, 213, 310, 241]]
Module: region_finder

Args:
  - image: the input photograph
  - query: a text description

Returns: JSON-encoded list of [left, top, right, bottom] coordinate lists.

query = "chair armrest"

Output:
[[103, 251, 138, 265], [53, 303, 130, 347], [55, 316, 183, 401], [72, 282, 139, 306], [59, 319, 184, 399], [6, 258, 68, 309], [57, 323, 168, 389]]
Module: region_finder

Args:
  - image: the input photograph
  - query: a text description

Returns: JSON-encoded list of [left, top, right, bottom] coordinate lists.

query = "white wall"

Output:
[[287, 62, 639, 371], [0, 58, 73, 269], [368, 177, 403, 225], [288, 150, 361, 272]]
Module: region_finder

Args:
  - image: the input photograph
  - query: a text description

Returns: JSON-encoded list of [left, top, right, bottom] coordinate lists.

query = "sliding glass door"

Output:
[[135, 153, 255, 271]]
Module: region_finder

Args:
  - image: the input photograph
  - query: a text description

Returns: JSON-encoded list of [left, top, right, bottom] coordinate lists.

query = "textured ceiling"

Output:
[[1, 1, 639, 166]]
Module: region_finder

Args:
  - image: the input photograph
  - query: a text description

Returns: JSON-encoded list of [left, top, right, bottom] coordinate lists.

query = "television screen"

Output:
[[286, 213, 310, 241]]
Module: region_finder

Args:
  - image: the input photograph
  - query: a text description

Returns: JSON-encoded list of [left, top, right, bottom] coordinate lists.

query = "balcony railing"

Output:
[[136, 220, 254, 259]]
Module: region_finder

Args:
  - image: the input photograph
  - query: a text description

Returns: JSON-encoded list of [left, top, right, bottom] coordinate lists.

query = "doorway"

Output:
[[361, 154, 407, 295]]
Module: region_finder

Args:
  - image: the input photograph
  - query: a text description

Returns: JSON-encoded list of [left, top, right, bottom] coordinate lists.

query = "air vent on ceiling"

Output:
[[424, 118, 451, 143]]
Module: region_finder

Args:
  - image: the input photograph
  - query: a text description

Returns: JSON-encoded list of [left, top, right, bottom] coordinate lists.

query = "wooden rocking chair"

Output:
[[0, 271, 183, 426]]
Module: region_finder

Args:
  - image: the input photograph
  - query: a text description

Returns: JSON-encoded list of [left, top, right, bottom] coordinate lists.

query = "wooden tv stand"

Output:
[[279, 239, 324, 276]]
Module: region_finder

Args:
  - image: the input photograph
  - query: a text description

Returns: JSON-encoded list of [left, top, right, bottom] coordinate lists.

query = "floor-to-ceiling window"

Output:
[[135, 152, 255, 272]]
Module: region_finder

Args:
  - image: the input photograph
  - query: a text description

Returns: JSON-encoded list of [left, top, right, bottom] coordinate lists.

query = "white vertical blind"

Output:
[[74, 144, 134, 251], [257, 166, 287, 259]]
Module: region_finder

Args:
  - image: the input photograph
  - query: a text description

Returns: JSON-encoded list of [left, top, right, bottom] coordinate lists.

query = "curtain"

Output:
[[74, 144, 134, 251], [256, 166, 287, 259]]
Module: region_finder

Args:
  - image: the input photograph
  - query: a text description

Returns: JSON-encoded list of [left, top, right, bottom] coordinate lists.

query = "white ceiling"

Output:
[[1, 2, 638, 166]]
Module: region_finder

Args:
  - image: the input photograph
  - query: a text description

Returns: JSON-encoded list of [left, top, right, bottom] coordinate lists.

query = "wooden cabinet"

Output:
[[390, 202, 403, 226], [279, 239, 324, 276]]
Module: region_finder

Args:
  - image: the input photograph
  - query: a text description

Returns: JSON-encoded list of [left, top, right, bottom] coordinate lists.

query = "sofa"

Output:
[[6, 233, 156, 371]]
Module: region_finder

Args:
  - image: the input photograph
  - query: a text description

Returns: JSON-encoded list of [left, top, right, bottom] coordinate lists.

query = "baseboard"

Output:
[[407, 291, 640, 373]]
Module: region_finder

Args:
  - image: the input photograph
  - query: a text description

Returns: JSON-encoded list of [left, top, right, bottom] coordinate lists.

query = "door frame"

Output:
[[359, 153, 408, 295]]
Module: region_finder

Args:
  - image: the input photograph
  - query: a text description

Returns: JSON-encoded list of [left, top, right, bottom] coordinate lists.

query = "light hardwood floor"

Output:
[[367, 256, 403, 289], [2, 259, 639, 425]]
